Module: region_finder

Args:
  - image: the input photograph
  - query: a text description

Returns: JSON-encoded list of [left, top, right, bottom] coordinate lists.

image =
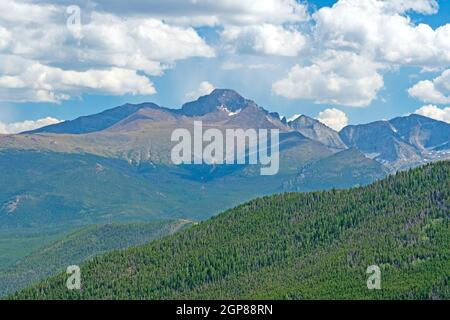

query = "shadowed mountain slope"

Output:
[[339, 120, 423, 166], [290, 115, 347, 150], [389, 114, 450, 151]]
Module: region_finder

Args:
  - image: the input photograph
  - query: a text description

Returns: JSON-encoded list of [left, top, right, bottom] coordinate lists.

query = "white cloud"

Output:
[[312, 0, 450, 68], [272, 51, 384, 107], [0, 27, 10, 50], [76, 0, 308, 58], [78, 13, 215, 74], [270, 0, 449, 107], [2, 0, 449, 109], [56, 0, 308, 26], [414, 104, 450, 123], [0, 0, 60, 24], [0, 117, 62, 134], [0, 1, 215, 103], [381, 0, 438, 15], [221, 24, 306, 56], [316, 108, 349, 131], [408, 69, 450, 104], [0, 55, 156, 103], [185, 81, 215, 100], [0, 8, 215, 76], [287, 114, 301, 122]]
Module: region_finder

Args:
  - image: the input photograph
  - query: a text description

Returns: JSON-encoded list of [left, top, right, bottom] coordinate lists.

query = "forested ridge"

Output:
[[12, 161, 450, 300]]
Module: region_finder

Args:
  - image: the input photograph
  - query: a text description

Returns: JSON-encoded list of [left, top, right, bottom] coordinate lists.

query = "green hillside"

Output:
[[0, 150, 198, 227], [0, 148, 386, 228], [284, 148, 388, 191], [12, 161, 449, 300], [0, 220, 192, 297], [0, 148, 386, 270], [0, 148, 323, 228]]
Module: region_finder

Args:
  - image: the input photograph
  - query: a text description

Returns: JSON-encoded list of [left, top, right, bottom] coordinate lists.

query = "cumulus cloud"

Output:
[[312, 0, 450, 68], [287, 114, 302, 122], [211, 0, 308, 58], [0, 55, 156, 103], [0, 27, 10, 50], [0, 0, 214, 103], [381, 0, 438, 15], [2, 0, 449, 110], [316, 108, 349, 131], [0, 0, 60, 24], [90, 0, 308, 58], [45, 0, 308, 26], [221, 24, 306, 56], [408, 69, 450, 104], [271, 0, 449, 107], [0, 7, 214, 75], [272, 51, 384, 107], [185, 81, 216, 101], [78, 13, 215, 74], [414, 104, 450, 123], [0, 117, 62, 134]]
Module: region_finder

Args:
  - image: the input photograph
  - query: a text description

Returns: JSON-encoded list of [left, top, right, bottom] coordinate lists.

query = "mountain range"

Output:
[[1, 89, 449, 297], [1, 88, 449, 228], [1, 89, 446, 170]]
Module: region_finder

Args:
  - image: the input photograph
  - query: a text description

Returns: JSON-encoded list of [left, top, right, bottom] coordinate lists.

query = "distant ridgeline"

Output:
[[12, 161, 449, 300], [2, 89, 449, 228]]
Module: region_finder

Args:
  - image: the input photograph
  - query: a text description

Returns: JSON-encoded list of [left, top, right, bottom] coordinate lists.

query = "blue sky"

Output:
[[0, 0, 449, 132]]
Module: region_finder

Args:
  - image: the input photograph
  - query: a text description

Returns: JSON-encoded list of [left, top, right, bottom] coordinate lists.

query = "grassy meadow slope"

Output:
[[0, 220, 192, 297], [13, 161, 449, 300]]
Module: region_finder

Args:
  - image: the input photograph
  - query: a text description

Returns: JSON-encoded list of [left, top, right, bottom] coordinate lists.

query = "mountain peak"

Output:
[[181, 88, 256, 117], [209, 88, 242, 98], [289, 114, 347, 150], [389, 113, 450, 151], [391, 113, 447, 125], [289, 114, 319, 126], [339, 119, 423, 165]]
